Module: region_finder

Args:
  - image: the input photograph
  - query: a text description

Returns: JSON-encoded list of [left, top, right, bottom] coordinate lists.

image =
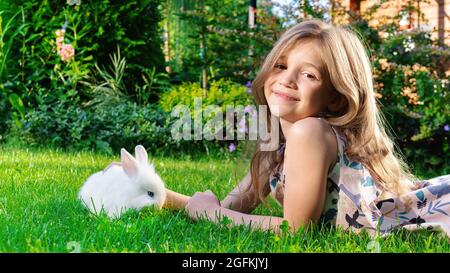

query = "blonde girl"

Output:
[[165, 20, 450, 237]]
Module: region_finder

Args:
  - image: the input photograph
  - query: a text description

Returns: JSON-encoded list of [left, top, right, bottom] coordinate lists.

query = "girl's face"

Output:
[[264, 39, 335, 123]]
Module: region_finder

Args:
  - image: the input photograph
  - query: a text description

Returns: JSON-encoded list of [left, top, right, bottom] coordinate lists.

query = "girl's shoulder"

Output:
[[288, 116, 332, 131], [286, 117, 341, 146], [269, 117, 344, 204], [291, 117, 341, 150], [281, 117, 342, 172]]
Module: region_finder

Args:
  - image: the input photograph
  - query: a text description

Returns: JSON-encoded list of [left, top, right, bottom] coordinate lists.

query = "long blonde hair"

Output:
[[250, 20, 420, 202]]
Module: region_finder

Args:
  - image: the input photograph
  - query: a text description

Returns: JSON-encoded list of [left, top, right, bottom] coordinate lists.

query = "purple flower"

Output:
[[444, 124, 450, 132], [244, 105, 254, 114], [237, 119, 246, 133], [228, 143, 236, 153], [246, 81, 252, 94]]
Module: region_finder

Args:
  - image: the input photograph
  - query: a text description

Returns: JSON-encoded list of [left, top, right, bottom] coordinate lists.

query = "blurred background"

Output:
[[0, 0, 448, 174]]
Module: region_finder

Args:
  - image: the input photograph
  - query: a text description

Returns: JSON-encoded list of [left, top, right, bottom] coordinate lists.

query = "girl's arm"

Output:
[[188, 190, 284, 233], [164, 169, 268, 213], [280, 118, 336, 230], [220, 170, 269, 213], [186, 118, 336, 233], [163, 161, 268, 211], [221, 155, 272, 213], [163, 189, 190, 210]]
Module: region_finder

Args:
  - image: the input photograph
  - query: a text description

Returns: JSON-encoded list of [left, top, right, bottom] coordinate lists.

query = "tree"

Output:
[[164, 0, 283, 87]]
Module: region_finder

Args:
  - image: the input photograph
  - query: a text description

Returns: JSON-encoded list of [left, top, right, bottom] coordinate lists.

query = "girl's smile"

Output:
[[272, 88, 300, 102]]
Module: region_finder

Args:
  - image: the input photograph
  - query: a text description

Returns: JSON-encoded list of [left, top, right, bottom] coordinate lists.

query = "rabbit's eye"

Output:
[[147, 191, 154, 198]]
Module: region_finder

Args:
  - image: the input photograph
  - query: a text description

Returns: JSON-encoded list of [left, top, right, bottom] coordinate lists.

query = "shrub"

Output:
[[17, 99, 172, 154], [3, 0, 165, 110], [159, 78, 254, 113], [0, 91, 8, 140], [15, 97, 242, 157], [159, 78, 256, 155], [371, 35, 449, 170]]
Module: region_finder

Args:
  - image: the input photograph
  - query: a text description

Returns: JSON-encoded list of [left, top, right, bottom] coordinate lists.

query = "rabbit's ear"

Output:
[[102, 161, 121, 174], [135, 145, 148, 164], [121, 148, 139, 179]]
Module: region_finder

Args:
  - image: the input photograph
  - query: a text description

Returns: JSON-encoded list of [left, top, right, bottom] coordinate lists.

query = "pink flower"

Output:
[[59, 44, 75, 61], [55, 29, 65, 37], [55, 28, 74, 62], [56, 36, 64, 44]]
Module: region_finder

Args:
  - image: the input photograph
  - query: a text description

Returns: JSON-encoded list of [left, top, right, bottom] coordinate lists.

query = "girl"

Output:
[[165, 20, 450, 237]]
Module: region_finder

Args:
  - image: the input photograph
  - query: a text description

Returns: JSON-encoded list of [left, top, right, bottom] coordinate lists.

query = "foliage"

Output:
[[163, 0, 283, 84], [1, 0, 165, 112], [0, 10, 27, 129], [16, 99, 172, 154], [81, 46, 128, 108], [0, 91, 8, 140], [158, 78, 256, 155], [373, 56, 449, 168], [159, 78, 254, 113], [12, 94, 245, 157], [82, 47, 171, 108]]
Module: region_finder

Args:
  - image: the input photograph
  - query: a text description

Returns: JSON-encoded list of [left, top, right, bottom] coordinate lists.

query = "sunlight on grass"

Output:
[[0, 144, 449, 252]]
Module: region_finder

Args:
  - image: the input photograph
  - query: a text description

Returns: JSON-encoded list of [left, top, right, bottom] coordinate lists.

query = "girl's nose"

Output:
[[278, 80, 298, 90], [278, 70, 298, 90]]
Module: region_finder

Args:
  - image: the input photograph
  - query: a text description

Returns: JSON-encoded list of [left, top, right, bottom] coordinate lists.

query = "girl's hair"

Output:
[[249, 19, 420, 202]]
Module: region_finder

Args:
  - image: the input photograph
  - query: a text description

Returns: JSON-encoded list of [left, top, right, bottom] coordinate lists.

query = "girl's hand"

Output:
[[185, 190, 221, 220]]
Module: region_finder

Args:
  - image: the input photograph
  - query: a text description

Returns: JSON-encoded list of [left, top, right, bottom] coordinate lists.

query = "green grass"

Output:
[[0, 143, 449, 253]]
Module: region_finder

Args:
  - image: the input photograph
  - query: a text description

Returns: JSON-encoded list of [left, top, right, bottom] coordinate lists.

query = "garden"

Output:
[[0, 0, 449, 253]]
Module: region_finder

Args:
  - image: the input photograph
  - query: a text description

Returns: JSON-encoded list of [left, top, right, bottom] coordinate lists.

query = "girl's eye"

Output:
[[274, 63, 286, 69], [147, 191, 154, 198], [303, 73, 316, 80]]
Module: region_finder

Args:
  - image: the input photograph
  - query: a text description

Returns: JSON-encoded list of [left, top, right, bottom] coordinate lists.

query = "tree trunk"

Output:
[[164, 0, 172, 74], [248, 0, 257, 59], [200, 36, 207, 96], [200, 0, 208, 95]]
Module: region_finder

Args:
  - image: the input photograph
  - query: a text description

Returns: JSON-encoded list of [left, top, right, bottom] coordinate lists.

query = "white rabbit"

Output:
[[78, 145, 166, 218]]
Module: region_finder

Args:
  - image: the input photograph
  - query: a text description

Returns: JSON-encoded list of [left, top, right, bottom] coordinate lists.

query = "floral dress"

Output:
[[269, 119, 450, 238]]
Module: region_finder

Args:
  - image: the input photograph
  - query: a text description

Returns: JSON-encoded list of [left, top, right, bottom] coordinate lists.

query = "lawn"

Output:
[[0, 144, 449, 253]]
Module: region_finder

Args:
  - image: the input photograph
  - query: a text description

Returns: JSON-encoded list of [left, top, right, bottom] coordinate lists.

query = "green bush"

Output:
[[370, 33, 450, 170], [17, 99, 172, 154], [158, 78, 256, 155], [0, 91, 8, 140], [13, 97, 242, 157], [3, 0, 165, 110], [159, 78, 254, 113]]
